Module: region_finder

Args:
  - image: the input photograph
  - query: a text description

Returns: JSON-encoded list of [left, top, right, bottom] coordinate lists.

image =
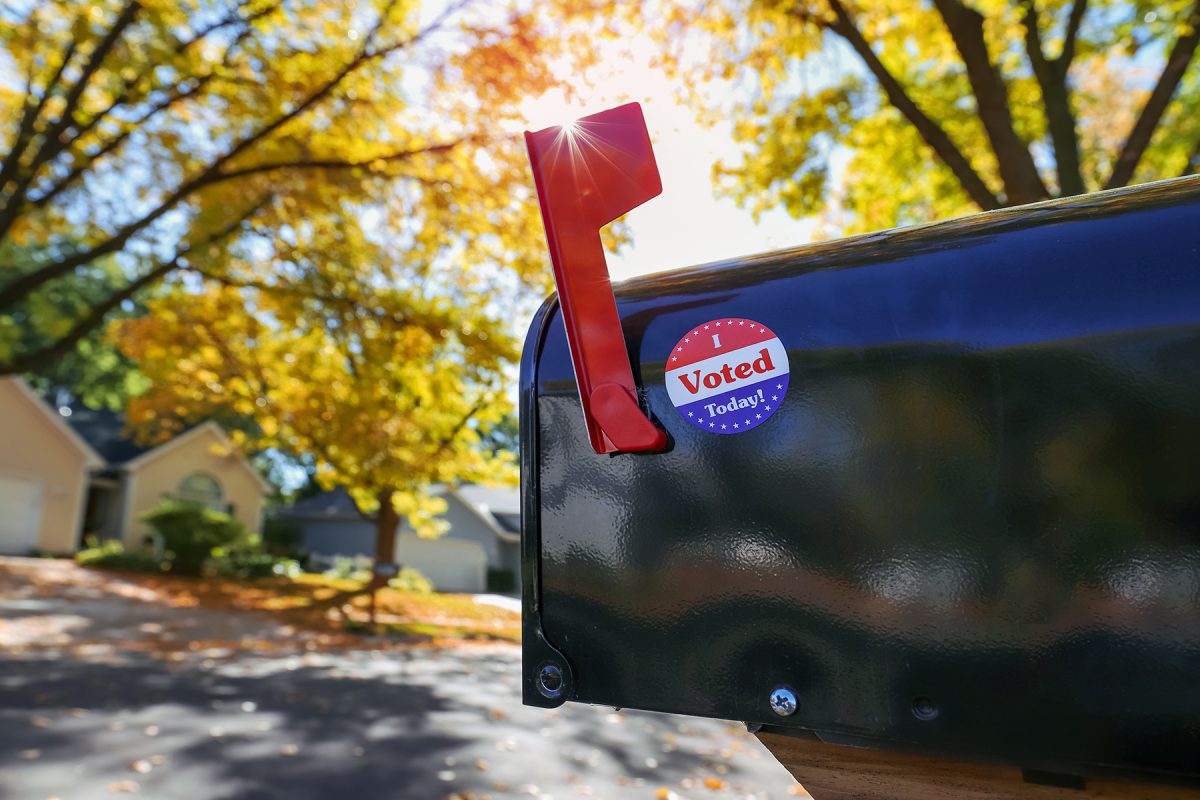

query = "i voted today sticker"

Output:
[[665, 317, 789, 435]]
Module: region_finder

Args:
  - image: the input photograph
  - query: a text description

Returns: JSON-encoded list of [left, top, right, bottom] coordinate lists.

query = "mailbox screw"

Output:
[[769, 687, 798, 717], [536, 662, 565, 700], [912, 697, 939, 721]]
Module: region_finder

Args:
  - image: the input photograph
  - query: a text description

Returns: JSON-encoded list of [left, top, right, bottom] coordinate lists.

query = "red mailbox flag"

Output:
[[524, 103, 668, 455]]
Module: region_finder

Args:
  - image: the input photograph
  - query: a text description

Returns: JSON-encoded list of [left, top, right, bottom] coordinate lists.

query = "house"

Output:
[[277, 484, 520, 593], [0, 377, 270, 554]]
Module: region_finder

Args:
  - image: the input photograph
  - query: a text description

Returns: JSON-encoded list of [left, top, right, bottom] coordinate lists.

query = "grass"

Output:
[[102, 569, 520, 644]]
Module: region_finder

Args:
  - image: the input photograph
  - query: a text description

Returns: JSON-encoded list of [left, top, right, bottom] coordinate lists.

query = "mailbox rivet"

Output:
[[536, 662, 565, 700], [769, 687, 798, 717]]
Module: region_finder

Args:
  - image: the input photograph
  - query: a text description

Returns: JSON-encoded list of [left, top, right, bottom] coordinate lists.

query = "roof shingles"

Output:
[[63, 406, 151, 465]]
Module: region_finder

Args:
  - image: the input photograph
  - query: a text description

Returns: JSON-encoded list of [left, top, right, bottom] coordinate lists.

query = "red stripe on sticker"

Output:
[[667, 319, 779, 369]]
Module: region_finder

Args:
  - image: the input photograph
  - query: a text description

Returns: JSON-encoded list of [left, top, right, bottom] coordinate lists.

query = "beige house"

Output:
[[0, 377, 270, 554]]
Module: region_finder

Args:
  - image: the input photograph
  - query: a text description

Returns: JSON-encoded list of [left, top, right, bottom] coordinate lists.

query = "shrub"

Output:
[[486, 568, 516, 594], [320, 555, 372, 582], [142, 500, 245, 576], [209, 549, 301, 580], [261, 516, 305, 560], [388, 566, 433, 595], [76, 538, 164, 573]]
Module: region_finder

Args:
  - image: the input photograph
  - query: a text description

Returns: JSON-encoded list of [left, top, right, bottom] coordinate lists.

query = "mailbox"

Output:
[[520, 104, 1200, 797]]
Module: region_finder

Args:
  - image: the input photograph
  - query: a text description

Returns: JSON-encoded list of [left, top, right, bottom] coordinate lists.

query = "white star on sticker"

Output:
[[672, 356, 678, 362], [687, 411, 693, 417], [738, 321, 744, 326], [765, 405, 771, 411], [733, 423, 739, 428], [709, 422, 715, 428], [693, 330, 699, 335], [704, 325, 710, 330], [745, 419, 751, 425], [755, 413, 762, 419], [715, 321, 721, 326], [776, 383, 783, 389], [720, 424, 727, 429], [772, 395, 778, 401], [684, 338, 690, 343]]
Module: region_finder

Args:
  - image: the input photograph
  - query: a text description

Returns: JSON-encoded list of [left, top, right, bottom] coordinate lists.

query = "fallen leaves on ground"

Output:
[[0, 560, 519, 658], [117, 571, 521, 643]]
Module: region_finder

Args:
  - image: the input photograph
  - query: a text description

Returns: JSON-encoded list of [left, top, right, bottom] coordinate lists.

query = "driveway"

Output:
[[0, 558, 804, 800]]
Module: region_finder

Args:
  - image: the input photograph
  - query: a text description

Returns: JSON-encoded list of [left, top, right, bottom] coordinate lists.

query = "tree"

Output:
[[478, 412, 519, 459], [642, 0, 1200, 232], [114, 281, 519, 575], [2, 244, 148, 408], [0, 0, 560, 374]]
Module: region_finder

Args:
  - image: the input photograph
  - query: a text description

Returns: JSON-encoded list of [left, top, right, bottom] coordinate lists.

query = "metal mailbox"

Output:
[[520, 104, 1200, 794]]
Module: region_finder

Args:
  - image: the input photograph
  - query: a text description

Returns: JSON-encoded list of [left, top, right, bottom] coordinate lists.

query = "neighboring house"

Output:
[[277, 484, 520, 593], [0, 377, 270, 554], [0, 377, 104, 554]]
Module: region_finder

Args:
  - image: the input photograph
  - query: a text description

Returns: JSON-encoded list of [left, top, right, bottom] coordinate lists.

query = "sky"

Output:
[[516, 32, 820, 282]]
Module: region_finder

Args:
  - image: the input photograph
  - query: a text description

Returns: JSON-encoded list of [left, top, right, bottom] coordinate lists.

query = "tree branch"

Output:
[[1183, 138, 1200, 177], [1106, 0, 1200, 188], [186, 266, 410, 322], [932, 0, 1047, 204], [1, 258, 176, 375], [30, 1, 142, 168], [0, 36, 79, 199], [29, 74, 217, 210], [0, 198, 267, 376], [49, 1, 276, 176], [821, 0, 1002, 210], [210, 139, 476, 182], [1061, 0, 1088, 68], [0, 2, 141, 232], [1022, 0, 1085, 195], [13, 10, 262, 227], [0, 3, 447, 311]]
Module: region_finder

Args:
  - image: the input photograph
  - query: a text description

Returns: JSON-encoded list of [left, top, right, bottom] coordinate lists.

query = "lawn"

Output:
[[95, 569, 521, 644]]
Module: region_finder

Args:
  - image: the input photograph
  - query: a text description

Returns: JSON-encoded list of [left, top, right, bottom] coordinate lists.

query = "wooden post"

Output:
[[756, 732, 1199, 800]]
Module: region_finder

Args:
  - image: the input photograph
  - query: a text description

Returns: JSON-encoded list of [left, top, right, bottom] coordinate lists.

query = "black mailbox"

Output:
[[520, 104, 1200, 796]]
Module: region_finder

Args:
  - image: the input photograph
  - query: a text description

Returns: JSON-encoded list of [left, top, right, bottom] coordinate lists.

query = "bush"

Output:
[[209, 548, 301, 580], [388, 566, 433, 595], [320, 555, 372, 582], [142, 500, 245, 576], [261, 517, 305, 560], [76, 538, 164, 573], [486, 568, 516, 594]]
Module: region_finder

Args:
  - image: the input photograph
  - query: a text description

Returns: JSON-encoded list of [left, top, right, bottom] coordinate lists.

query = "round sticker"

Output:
[[665, 317, 789, 434]]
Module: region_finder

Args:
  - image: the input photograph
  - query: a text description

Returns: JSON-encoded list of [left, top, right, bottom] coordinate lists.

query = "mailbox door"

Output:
[[521, 177, 1200, 785]]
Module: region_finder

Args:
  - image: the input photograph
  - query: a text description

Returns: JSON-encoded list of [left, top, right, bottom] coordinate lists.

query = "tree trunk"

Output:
[[368, 488, 400, 629], [932, 0, 1047, 205], [373, 488, 399, 586]]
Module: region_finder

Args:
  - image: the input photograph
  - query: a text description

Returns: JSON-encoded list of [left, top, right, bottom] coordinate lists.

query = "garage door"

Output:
[[0, 476, 42, 554], [395, 535, 486, 593]]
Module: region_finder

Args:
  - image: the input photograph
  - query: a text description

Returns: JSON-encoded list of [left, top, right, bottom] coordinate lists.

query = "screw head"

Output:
[[912, 697, 939, 721], [536, 662, 565, 699], [769, 687, 798, 717]]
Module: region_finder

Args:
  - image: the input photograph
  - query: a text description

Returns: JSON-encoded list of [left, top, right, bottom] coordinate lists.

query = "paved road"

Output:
[[0, 558, 803, 800]]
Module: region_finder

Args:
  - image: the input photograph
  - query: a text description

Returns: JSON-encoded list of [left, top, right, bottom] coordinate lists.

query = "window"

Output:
[[177, 473, 224, 511]]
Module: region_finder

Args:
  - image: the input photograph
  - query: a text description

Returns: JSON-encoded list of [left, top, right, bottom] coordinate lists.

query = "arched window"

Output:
[[177, 473, 224, 511]]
